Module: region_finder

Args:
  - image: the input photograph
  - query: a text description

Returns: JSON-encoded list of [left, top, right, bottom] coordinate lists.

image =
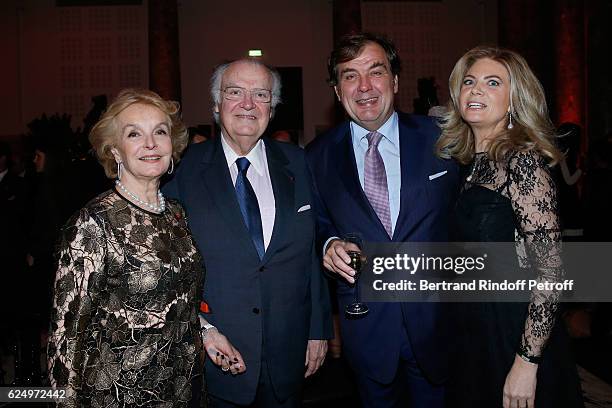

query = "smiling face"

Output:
[[111, 103, 172, 186], [459, 58, 511, 140], [215, 61, 273, 155], [334, 42, 398, 131]]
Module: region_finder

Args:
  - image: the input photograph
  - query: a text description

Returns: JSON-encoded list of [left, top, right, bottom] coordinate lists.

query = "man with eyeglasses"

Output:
[[164, 58, 332, 408]]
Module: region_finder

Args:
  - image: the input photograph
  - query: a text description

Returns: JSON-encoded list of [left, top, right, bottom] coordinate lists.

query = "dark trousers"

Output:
[[355, 327, 445, 408], [208, 360, 302, 408]]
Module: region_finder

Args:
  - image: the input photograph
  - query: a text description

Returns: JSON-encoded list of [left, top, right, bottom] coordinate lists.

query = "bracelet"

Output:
[[200, 323, 217, 343], [200, 322, 215, 332], [517, 351, 541, 365]]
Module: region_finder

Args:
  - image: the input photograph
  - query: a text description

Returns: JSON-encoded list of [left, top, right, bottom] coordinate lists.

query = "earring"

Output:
[[507, 111, 514, 130], [117, 162, 122, 180], [167, 157, 174, 175]]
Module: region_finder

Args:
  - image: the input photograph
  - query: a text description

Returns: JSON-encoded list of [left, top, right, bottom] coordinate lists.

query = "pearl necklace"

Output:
[[115, 180, 166, 213]]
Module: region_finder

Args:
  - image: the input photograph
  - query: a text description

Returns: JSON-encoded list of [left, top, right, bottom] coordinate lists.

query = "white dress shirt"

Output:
[[221, 135, 275, 250], [323, 112, 402, 252]]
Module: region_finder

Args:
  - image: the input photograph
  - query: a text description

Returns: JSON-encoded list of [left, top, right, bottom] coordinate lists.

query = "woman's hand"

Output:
[[503, 354, 538, 408], [202, 328, 246, 375]]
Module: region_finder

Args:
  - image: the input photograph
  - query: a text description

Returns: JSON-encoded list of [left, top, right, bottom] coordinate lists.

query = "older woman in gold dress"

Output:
[[47, 89, 205, 406]]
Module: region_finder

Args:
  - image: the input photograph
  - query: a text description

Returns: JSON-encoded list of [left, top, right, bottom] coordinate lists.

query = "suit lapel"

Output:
[[261, 140, 293, 264], [394, 117, 428, 241], [200, 138, 261, 261]]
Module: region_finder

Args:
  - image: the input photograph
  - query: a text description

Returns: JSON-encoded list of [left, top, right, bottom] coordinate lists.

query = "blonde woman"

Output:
[[47, 89, 206, 406], [438, 46, 583, 408]]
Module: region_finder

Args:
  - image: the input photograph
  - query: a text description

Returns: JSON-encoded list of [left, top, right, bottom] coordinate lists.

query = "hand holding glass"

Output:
[[343, 234, 369, 318]]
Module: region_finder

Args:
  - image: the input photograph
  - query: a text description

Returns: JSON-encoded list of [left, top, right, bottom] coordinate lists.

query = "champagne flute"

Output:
[[343, 234, 369, 318]]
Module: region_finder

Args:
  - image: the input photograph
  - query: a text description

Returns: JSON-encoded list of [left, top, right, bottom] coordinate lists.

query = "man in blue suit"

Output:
[[164, 59, 331, 407], [306, 33, 458, 407]]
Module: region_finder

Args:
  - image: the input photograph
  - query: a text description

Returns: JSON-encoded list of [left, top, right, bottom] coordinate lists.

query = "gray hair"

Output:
[[210, 58, 282, 123]]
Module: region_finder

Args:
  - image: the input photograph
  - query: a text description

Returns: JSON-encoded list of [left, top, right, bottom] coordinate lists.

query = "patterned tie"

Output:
[[234, 158, 265, 259], [364, 131, 392, 238]]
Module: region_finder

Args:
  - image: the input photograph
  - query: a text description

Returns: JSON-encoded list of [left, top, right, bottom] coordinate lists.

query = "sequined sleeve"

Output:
[[47, 208, 106, 402], [507, 151, 563, 361]]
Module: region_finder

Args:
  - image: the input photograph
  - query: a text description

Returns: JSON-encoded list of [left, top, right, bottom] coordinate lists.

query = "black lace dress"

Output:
[[449, 151, 583, 407], [47, 189, 205, 407]]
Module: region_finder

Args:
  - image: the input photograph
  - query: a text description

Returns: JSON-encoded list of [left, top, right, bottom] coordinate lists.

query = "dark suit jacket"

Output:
[[163, 137, 332, 404], [305, 112, 459, 384]]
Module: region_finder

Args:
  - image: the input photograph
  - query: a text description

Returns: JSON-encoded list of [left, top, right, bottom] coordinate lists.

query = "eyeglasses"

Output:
[[221, 87, 272, 103]]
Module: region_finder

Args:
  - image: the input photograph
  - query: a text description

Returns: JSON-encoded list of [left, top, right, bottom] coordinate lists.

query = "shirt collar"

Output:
[[220, 133, 266, 176], [350, 111, 399, 147]]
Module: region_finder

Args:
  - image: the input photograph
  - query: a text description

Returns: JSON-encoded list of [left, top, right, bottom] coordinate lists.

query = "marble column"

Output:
[[554, 0, 585, 127], [148, 0, 181, 102], [331, 0, 362, 122], [333, 0, 361, 42]]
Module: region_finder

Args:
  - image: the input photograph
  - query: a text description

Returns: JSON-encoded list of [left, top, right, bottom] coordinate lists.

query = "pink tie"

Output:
[[364, 131, 392, 238]]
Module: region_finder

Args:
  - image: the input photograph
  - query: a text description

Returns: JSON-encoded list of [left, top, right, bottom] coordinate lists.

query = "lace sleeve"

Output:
[[47, 208, 106, 400], [507, 151, 563, 362]]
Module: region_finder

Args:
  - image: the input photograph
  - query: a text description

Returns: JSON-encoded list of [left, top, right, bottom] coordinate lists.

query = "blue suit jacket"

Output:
[[163, 137, 332, 404], [305, 112, 459, 384]]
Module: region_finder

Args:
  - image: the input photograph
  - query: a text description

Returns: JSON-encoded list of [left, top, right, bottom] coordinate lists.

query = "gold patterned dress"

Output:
[[47, 189, 205, 407]]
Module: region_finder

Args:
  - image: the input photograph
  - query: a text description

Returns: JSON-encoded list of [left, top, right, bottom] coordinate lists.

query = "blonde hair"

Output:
[[89, 88, 188, 178], [436, 46, 561, 165]]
